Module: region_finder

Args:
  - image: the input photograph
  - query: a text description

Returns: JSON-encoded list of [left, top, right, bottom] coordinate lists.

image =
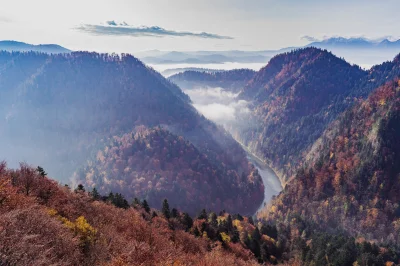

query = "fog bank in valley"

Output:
[[184, 87, 251, 127]]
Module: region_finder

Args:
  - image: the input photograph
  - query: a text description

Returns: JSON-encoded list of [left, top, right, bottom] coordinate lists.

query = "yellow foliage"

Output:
[[75, 216, 97, 241], [220, 232, 231, 243], [49, 210, 97, 245], [270, 205, 278, 213], [330, 152, 334, 159], [379, 98, 386, 106], [202, 231, 209, 240], [47, 208, 58, 216], [217, 216, 226, 224], [233, 219, 243, 231]]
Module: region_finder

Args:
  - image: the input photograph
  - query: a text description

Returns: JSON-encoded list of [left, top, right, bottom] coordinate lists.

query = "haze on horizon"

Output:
[[1, 0, 399, 54]]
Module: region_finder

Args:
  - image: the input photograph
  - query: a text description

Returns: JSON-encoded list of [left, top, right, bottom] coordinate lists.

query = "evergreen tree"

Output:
[[141, 200, 150, 213], [182, 212, 193, 231], [162, 199, 170, 219], [193, 227, 200, 237], [209, 212, 218, 228], [226, 215, 233, 231], [75, 184, 85, 193], [171, 208, 179, 218], [90, 187, 100, 200], [248, 216, 254, 225], [231, 226, 240, 243], [36, 166, 47, 177], [132, 197, 141, 207], [198, 209, 207, 219]]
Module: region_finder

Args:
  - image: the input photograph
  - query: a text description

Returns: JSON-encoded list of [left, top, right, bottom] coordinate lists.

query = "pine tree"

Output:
[[90, 187, 100, 200], [209, 212, 218, 228], [182, 212, 193, 231], [232, 226, 240, 243], [171, 208, 179, 218], [75, 184, 85, 193], [141, 200, 150, 213], [36, 166, 47, 177], [162, 199, 170, 219], [226, 215, 233, 231], [198, 209, 207, 219], [132, 198, 141, 207], [248, 216, 254, 225]]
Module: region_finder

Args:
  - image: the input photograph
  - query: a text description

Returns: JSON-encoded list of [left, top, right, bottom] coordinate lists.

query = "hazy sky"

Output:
[[0, 0, 399, 53]]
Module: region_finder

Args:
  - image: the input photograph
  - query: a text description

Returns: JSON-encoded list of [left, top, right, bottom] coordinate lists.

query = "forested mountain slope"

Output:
[[0, 51, 263, 214], [0, 163, 261, 265], [77, 127, 263, 215], [169, 69, 256, 92], [235, 48, 367, 184], [260, 79, 400, 244], [1, 163, 398, 265]]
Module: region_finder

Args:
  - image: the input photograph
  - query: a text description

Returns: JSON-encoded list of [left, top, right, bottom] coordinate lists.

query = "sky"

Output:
[[0, 0, 399, 53]]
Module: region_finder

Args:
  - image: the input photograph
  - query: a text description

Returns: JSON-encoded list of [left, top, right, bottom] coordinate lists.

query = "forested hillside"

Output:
[[169, 69, 256, 92], [234, 48, 367, 184], [1, 163, 398, 265], [77, 127, 263, 215], [0, 51, 263, 215], [260, 78, 400, 245]]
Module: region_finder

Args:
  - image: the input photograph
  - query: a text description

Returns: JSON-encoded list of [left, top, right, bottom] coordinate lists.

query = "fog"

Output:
[[184, 87, 250, 126]]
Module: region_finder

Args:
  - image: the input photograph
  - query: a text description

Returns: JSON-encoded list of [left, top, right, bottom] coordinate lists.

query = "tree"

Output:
[[248, 216, 254, 225], [182, 212, 193, 231], [171, 208, 179, 218], [132, 198, 141, 207], [162, 199, 170, 219], [231, 226, 240, 243], [198, 209, 207, 220], [75, 184, 85, 193], [141, 200, 150, 213], [36, 166, 47, 177], [18, 163, 38, 196], [226, 215, 233, 231], [90, 188, 100, 200], [209, 212, 218, 228]]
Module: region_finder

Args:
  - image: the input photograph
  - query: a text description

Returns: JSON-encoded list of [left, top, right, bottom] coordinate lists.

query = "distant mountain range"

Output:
[[139, 50, 273, 65], [0, 40, 71, 53], [138, 37, 400, 70], [308, 37, 400, 49], [3, 37, 400, 70]]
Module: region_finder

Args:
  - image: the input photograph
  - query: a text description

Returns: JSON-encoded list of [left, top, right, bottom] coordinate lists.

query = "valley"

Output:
[[174, 80, 282, 215]]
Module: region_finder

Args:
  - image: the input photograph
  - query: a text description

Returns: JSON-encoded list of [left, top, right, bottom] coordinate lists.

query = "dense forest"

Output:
[[233, 48, 369, 185], [260, 79, 400, 244], [76, 127, 263, 215], [169, 69, 256, 92], [1, 163, 398, 265], [0, 51, 263, 215]]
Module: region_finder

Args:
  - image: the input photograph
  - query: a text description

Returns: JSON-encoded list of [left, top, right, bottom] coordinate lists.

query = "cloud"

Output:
[[75, 21, 233, 40], [301, 35, 320, 42]]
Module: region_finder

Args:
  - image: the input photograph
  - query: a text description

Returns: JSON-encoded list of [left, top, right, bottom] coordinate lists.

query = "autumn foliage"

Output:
[[0, 162, 260, 265]]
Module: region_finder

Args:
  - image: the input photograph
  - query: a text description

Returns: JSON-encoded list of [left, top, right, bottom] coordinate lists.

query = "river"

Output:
[[243, 148, 282, 214]]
